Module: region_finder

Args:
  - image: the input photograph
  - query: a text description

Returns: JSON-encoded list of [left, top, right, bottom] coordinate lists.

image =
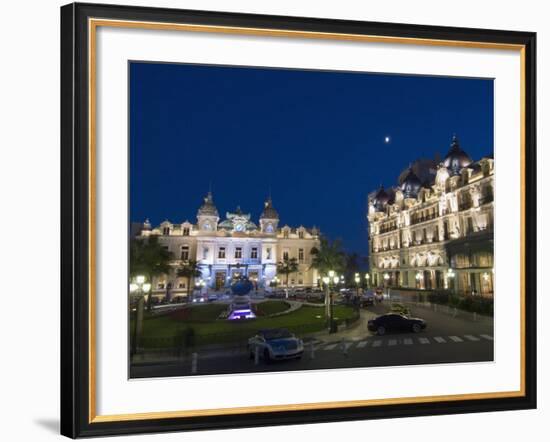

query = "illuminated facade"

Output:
[[367, 135, 494, 297], [138, 193, 320, 298]]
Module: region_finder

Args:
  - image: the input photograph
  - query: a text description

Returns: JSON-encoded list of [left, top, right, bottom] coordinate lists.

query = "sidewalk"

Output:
[[307, 309, 378, 344], [404, 301, 493, 324]]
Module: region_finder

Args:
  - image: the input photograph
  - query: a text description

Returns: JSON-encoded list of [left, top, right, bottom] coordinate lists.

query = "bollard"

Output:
[[453, 307, 458, 318], [310, 342, 315, 359], [434, 303, 438, 313], [191, 352, 198, 374], [473, 312, 477, 322], [254, 346, 260, 365], [340, 339, 348, 357]]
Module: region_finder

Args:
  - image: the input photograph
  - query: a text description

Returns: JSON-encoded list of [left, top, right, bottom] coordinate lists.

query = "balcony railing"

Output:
[[379, 225, 397, 234], [478, 195, 494, 205], [410, 212, 438, 225]]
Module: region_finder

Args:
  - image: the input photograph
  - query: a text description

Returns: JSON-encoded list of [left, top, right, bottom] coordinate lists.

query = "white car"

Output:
[[247, 329, 304, 362]]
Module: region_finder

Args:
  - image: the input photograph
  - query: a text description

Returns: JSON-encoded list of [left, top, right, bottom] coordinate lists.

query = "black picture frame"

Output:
[[61, 2, 537, 438]]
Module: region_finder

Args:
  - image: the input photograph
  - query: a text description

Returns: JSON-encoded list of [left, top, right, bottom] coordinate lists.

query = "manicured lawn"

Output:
[[170, 303, 228, 322], [137, 304, 357, 348], [254, 300, 290, 316]]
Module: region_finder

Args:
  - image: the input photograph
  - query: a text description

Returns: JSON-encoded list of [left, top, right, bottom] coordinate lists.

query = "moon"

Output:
[[384, 136, 391, 143]]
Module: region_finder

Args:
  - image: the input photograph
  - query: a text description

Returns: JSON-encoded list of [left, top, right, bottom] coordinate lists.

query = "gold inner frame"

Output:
[[87, 18, 527, 424]]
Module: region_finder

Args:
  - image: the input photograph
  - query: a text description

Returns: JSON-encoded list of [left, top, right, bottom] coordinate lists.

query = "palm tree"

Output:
[[310, 237, 346, 320], [130, 235, 173, 311], [310, 236, 346, 277], [277, 256, 299, 287], [344, 252, 361, 283], [176, 260, 202, 301]]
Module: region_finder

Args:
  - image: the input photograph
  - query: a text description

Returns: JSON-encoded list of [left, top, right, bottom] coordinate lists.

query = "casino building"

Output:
[[137, 193, 320, 299], [367, 135, 494, 297]]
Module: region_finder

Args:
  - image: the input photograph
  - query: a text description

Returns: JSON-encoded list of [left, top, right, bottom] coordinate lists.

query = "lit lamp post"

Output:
[[330, 274, 340, 333], [383, 272, 390, 288], [446, 268, 456, 293], [129, 275, 151, 358], [365, 273, 370, 289], [415, 271, 423, 289], [354, 274, 361, 311], [322, 275, 331, 319], [199, 279, 206, 300]]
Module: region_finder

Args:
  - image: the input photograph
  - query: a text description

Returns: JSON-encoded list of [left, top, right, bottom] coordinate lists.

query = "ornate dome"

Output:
[[443, 135, 472, 175], [260, 197, 279, 219], [373, 185, 390, 212], [197, 192, 219, 217], [401, 168, 422, 199]]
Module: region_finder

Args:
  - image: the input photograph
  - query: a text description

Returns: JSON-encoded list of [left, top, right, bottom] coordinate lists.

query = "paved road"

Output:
[[130, 302, 493, 378]]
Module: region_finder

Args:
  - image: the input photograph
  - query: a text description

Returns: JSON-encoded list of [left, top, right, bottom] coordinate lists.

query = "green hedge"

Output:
[[428, 292, 493, 316]]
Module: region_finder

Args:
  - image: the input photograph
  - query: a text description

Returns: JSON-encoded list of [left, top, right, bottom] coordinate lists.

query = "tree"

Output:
[[130, 235, 173, 311], [344, 252, 361, 283], [176, 260, 202, 301], [310, 236, 346, 278], [276, 256, 299, 287]]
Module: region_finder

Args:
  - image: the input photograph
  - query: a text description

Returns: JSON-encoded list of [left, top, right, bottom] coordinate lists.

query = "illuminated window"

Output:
[[180, 245, 189, 261]]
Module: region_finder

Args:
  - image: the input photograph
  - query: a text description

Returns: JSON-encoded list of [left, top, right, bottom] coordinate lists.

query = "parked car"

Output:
[[247, 328, 304, 362], [374, 287, 385, 302], [360, 295, 375, 307], [367, 313, 427, 335]]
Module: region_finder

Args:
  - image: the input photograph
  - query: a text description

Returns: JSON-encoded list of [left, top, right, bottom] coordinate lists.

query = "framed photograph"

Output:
[[60, 2, 537, 438]]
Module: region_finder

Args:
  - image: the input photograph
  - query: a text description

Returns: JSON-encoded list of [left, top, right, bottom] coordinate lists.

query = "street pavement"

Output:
[[130, 301, 494, 379]]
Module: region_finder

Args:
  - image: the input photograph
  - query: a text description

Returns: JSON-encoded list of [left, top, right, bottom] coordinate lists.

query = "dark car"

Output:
[[361, 296, 375, 307], [367, 313, 427, 335]]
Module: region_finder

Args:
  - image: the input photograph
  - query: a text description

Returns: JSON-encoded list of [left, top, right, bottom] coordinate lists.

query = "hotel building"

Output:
[[367, 135, 494, 296]]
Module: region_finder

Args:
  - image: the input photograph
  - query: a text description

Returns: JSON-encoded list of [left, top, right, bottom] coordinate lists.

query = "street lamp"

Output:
[[129, 275, 151, 357], [354, 275, 361, 307], [446, 268, 455, 292], [415, 271, 423, 289], [365, 273, 370, 288]]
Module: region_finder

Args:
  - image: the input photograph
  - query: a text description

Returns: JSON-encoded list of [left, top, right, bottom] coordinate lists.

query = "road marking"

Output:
[[388, 339, 397, 346], [372, 340, 382, 347], [324, 344, 338, 350], [433, 336, 446, 343], [418, 337, 430, 344], [342, 343, 353, 351], [464, 334, 480, 341], [480, 334, 493, 340], [357, 341, 368, 348], [403, 338, 413, 345], [449, 336, 463, 342]]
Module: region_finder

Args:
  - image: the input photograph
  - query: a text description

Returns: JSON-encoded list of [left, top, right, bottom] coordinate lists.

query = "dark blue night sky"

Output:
[[130, 62, 493, 256]]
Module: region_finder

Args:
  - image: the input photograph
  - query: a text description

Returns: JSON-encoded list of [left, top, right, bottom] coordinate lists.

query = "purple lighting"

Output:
[[227, 309, 256, 320]]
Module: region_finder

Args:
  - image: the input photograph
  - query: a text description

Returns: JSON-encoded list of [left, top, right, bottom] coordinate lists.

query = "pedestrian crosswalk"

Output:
[[317, 334, 493, 352]]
